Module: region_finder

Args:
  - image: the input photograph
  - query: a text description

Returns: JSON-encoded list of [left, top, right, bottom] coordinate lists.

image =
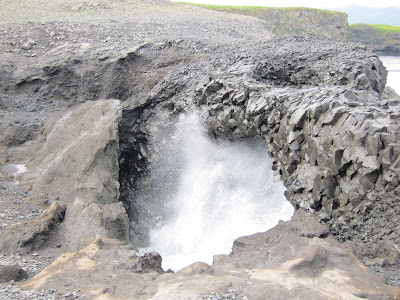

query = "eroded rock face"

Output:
[[0, 203, 66, 255], [180, 39, 399, 267], [21, 100, 128, 252], [350, 24, 400, 56], [19, 211, 400, 299], [119, 37, 399, 270], [27, 100, 122, 206]]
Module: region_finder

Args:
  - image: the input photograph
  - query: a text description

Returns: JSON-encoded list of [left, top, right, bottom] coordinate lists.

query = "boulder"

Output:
[[21, 100, 129, 253], [0, 265, 28, 283], [177, 262, 214, 276], [0, 203, 66, 255], [27, 99, 122, 205]]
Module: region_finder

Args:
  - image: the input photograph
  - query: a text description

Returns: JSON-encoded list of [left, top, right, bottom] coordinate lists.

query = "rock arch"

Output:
[[119, 38, 400, 266]]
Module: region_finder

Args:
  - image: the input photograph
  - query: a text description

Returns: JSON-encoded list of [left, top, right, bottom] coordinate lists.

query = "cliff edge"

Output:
[[350, 24, 400, 56], [186, 4, 349, 41]]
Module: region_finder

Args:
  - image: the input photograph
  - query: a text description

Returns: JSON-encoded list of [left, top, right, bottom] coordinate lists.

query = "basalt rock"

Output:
[[8, 35, 398, 276], [0, 203, 66, 254], [113, 37, 400, 273], [1, 8, 399, 297], [186, 39, 399, 267], [2, 0, 400, 297], [0, 265, 28, 283]]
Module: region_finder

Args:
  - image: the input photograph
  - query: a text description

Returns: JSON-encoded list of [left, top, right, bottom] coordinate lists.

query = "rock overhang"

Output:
[[118, 37, 399, 269], [1, 36, 400, 297]]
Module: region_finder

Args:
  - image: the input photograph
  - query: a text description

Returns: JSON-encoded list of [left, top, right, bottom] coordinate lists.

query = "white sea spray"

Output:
[[135, 112, 294, 271]]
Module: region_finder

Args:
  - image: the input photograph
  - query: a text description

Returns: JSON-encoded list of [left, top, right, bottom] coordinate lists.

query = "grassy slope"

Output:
[[350, 24, 400, 34], [180, 3, 348, 40], [180, 3, 346, 16]]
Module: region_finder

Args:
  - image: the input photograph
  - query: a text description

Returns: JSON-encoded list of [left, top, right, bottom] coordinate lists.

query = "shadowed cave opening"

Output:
[[119, 107, 294, 271]]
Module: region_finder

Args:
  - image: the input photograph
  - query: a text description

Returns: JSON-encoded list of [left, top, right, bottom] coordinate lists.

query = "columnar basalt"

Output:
[[182, 38, 399, 265], [114, 38, 400, 269]]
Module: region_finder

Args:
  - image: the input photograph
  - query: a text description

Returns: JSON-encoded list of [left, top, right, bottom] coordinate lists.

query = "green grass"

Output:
[[350, 23, 400, 34], [180, 3, 346, 15]]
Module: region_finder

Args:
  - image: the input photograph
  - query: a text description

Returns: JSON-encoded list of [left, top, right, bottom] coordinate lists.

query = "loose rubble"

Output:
[[0, 284, 86, 299], [200, 290, 243, 300]]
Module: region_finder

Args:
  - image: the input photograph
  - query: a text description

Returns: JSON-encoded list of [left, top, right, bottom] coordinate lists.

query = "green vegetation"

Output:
[[179, 2, 348, 41], [350, 24, 400, 34], [180, 3, 346, 15]]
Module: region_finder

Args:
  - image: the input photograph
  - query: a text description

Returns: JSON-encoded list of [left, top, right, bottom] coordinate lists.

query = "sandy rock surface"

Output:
[[19, 211, 400, 299]]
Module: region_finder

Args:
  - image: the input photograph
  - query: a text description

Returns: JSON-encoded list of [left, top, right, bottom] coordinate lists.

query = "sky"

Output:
[[172, 0, 400, 9]]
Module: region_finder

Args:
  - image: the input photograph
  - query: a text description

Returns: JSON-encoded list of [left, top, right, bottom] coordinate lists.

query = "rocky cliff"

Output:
[[188, 4, 400, 56], [350, 24, 400, 56], [188, 4, 349, 41], [0, 0, 400, 298]]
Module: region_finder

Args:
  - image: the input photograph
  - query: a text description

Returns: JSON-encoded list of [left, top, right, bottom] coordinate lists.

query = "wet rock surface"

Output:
[[1, 0, 400, 298]]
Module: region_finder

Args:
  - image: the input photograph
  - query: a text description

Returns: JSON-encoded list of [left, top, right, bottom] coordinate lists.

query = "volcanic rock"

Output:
[[19, 210, 400, 299], [0, 1, 400, 298], [0, 203, 66, 255], [0, 265, 28, 283]]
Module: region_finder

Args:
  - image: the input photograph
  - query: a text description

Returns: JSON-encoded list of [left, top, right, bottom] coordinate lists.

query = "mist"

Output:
[[133, 112, 294, 271]]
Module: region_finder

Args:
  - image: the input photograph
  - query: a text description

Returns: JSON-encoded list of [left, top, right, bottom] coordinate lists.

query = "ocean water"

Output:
[[135, 112, 294, 271], [380, 56, 400, 94], [1, 164, 27, 176]]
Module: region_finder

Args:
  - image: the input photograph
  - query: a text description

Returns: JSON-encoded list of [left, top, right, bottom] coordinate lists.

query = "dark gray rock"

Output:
[[0, 264, 28, 283], [350, 24, 400, 56], [169, 37, 399, 271], [0, 203, 66, 255], [138, 251, 163, 274], [1, 2, 399, 298]]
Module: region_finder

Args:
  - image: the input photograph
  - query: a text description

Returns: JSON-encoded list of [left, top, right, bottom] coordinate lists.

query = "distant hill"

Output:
[[349, 24, 400, 56], [334, 5, 400, 27], [185, 3, 400, 56], [184, 4, 349, 41]]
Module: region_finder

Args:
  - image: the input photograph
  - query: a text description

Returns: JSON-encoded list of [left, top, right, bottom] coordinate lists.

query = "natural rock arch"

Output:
[[119, 38, 400, 267]]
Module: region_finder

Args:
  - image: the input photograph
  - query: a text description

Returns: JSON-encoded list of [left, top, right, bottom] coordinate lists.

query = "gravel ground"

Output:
[[1, 0, 399, 297], [0, 1, 272, 56], [200, 290, 245, 300], [0, 168, 42, 231], [0, 284, 86, 299]]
